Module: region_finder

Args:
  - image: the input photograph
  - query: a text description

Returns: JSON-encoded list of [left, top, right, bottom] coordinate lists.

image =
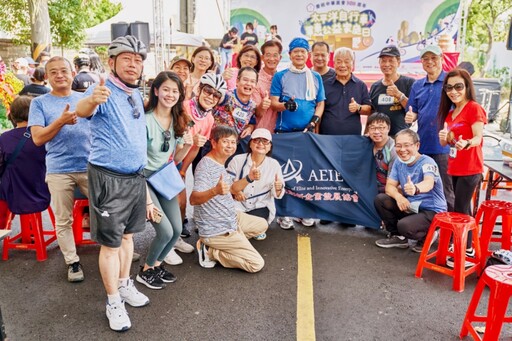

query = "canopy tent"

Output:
[[85, 1, 204, 46]]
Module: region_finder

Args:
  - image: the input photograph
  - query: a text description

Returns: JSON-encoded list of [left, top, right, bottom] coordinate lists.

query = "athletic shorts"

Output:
[[88, 163, 147, 248]]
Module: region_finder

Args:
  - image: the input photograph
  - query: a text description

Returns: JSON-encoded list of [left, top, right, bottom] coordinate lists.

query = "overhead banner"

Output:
[[231, 0, 461, 73], [269, 133, 381, 228]]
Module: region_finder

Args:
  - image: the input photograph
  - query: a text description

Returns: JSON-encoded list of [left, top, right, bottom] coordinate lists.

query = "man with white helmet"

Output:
[[76, 35, 149, 332]]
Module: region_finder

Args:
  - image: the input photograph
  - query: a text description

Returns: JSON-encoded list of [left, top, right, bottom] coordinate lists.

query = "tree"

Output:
[[465, 0, 512, 76], [29, 0, 51, 61], [0, 0, 121, 54]]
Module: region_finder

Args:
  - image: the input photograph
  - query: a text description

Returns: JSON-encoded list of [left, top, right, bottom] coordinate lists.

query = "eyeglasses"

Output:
[[252, 138, 271, 146], [444, 83, 465, 92], [368, 125, 388, 132], [241, 54, 258, 60], [127, 95, 140, 119], [239, 76, 257, 85], [201, 85, 223, 100], [161, 130, 171, 152], [395, 143, 415, 150], [195, 56, 211, 61], [264, 53, 280, 59], [421, 56, 440, 63]]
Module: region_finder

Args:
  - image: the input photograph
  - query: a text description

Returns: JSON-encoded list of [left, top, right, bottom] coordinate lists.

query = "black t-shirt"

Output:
[[221, 33, 238, 49], [369, 75, 416, 136], [241, 32, 258, 46], [19, 84, 50, 97], [320, 68, 336, 82], [72, 71, 99, 92]]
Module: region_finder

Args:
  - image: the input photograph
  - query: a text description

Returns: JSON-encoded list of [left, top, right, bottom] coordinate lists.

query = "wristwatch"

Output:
[[357, 105, 362, 113], [414, 185, 420, 195], [464, 139, 472, 149], [246, 175, 254, 183]]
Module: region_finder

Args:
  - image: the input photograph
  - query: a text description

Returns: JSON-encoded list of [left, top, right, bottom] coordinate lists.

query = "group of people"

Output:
[[0, 29, 488, 332]]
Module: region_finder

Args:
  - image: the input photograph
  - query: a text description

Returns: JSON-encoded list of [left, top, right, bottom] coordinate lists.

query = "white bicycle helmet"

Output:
[[200, 73, 227, 99], [108, 35, 147, 60]]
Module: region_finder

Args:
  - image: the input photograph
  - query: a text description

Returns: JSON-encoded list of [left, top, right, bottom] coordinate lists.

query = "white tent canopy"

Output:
[[85, 1, 204, 46]]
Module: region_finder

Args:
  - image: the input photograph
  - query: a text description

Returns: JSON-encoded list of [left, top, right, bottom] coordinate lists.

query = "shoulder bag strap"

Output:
[[4, 128, 31, 168]]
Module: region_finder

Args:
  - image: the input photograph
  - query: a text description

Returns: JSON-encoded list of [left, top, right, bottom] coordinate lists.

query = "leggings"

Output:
[[145, 184, 182, 266], [452, 174, 482, 248]]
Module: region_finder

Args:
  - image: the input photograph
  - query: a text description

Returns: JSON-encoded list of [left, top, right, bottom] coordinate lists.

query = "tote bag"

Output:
[[147, 161, 185, 200]]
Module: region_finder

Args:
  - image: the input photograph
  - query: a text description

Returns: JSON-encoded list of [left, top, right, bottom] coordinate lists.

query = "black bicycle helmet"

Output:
[[73, 53, 90, 68], [108, 35, 147, 60]]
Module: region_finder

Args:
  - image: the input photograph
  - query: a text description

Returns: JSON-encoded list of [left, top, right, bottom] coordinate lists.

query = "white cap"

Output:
[[15, 58, 29, 67], [251, 128, 272, 142]]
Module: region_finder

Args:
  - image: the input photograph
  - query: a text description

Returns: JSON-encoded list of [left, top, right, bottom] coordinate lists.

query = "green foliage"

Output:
[[0, 0, 121, 49]]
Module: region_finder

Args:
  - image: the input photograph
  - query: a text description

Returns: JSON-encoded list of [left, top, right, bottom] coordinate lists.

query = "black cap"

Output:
[[378, 45, 400, 58]]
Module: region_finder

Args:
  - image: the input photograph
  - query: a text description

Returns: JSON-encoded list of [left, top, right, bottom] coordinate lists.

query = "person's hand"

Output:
[[274, 174, 283, 192], [182, 130, 193, 146], [455, 135, 468, 151], [215, 174, 230, 195], [386, 81, 401, 99], [223, 63, 235, 80], [146, 202, 155, 221], [261, 91, 271, 111], [348, 97, 359, 113], [58, 104, 78, 125], [193, 129, 207, 147], [249, 164, 260, 181], [240, 125, 253, 138], [396, 195, 411, 212], [91, 78, 110, 105], [404, 106, 417, 124], [439, 122, 449, 144], [403, 176, 416, 196], [184, 78, 194, 100], [284, 96, 298, 112], [233, 191, 246, 201]]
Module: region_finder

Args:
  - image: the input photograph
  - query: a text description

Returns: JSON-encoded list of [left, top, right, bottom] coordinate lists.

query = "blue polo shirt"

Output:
[[319, 74, 371, 135], [407, 71, 449, 155], [270, 69, 325, 132]]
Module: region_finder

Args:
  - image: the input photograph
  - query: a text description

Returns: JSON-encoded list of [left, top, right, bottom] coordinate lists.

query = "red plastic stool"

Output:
[[475, 200, 512, 265], [460, 264, 512, 340], [415, 212, 481, 292], [2, 208, 57, 262], [72, 199, 95, 245]]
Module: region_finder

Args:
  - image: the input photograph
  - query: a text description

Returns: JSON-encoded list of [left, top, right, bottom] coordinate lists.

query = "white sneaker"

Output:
[[277, 217, 294, 230], [164, 248, 183, 265], [118, 279, 149, 307], [197, 240, 217, 268], [174, 237, 194, 253], [296, 218, 315, 227], [106, 299, 131, 332]]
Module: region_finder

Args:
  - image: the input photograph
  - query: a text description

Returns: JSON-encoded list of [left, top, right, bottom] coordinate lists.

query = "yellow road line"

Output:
[[297, 234, 316, 341]]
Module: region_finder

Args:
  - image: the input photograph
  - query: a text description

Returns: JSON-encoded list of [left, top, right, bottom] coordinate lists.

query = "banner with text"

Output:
[[271, 133, 381, 228]]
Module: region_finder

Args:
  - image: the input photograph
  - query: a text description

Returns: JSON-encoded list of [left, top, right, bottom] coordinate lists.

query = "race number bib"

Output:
[[449, 147, 457, 158], [377, 94, 395, 105]]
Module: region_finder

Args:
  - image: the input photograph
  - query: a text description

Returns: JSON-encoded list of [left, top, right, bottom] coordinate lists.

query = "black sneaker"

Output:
[[180, 219, 191, 238], [446, 247, 476, 268], [136, 267, 166, 290], [375, 235, 409, 249], [156, 264, 177, 283], [319, 220, 332, 225]]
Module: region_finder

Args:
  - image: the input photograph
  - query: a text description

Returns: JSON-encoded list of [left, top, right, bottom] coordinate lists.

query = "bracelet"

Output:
[[399, 94, 406, 102], [246, 175, 254, 183], [147, 202, 153, 206], [464, 139, 472, 150]]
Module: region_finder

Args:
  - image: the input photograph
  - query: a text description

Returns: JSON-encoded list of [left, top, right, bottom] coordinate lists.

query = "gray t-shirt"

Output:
[[28, 91, 91, 174], [193, 156, 237, 237]]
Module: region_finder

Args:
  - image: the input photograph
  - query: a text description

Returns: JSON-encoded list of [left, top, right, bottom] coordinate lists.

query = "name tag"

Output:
[[377, 94, 395, 105], [449, 147, 457, 158]]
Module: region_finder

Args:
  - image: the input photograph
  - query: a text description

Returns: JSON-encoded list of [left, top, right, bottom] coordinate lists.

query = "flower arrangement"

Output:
[[0, 62, 24, 129]]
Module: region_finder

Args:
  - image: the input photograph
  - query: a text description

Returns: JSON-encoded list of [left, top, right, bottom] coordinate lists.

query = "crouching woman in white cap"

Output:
[[227, 128, 285, 240]]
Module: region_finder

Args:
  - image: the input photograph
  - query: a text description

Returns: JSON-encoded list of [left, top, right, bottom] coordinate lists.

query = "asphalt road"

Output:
[[2, 215, 510, 341]]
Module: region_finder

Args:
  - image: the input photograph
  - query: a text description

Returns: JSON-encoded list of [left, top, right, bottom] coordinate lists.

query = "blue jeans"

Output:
[[219, 48, 233, 73]]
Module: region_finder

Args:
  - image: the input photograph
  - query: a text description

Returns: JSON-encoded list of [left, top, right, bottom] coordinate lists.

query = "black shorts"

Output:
[[88, 163, 146, 248]]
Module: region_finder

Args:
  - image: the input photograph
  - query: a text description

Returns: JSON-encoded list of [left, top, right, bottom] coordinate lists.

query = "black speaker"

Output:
[[111, 22, 130, 41], [507, 18, 512, 50], [130, 22, 151, 51]]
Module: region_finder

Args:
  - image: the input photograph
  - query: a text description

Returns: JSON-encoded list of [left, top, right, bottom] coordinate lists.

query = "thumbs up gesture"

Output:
[[455, 135, 469, 151], [261, 90, 271, 111], [223, 62, 234, 80], [438, 122, 449, 144], [386, 81, 400, 99], [92, 78, 110, 105], [274, 173, 283, 192], [348, 97, 359, 113], [59, 104, 77, 125], [404, 106, 417, 124], [214, 174, 230, 195], [182, 130, 193, 146], [403, 175, 416, 196], [249, 164, 260, 181], [193, 128, 207, 147]]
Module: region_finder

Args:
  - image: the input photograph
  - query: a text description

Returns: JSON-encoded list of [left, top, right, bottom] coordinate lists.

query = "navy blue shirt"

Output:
[[407, 71, 449, 155], [320, 74, 371, 135]]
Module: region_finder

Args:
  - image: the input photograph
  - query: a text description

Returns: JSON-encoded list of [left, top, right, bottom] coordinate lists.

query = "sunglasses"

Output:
[[252, 138, 271, 146], [127, 95, 141, 119], [202, 85, 223, 100], [161, 130, 171, 152], [444, 83, 465, 92]]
